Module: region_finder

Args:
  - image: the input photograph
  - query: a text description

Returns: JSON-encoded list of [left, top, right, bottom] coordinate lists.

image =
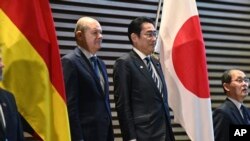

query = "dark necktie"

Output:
[[90, 56, 99, 80], [145, 57, 162, 95], [241, 105, 250, 124]]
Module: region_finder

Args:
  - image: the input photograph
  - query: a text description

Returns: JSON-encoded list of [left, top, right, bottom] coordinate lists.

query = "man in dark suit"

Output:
[[213, 68, 250, 141], [113, 16, 175, 141], [62, 17, 114, 141], [0, 56, 24, 141]]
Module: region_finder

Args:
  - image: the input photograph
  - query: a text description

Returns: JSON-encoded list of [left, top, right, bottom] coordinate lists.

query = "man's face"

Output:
[[134, 22, 157, 55], [84, 21, 103, 54], [225, 70, 249, 102]]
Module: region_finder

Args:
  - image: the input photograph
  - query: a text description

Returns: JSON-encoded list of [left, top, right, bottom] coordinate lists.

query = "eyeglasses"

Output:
[[143, 31, 158, 38], [232, 78, 250, 83]]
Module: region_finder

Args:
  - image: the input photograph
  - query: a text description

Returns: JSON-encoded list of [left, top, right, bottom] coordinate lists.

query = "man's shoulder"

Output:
[[113, 52, 134, 70], [62, 47, 82, 59], [116, 51, 133, 62], [214, 100, 235, 114], [62, 49, 77, 59], [0, 88, 11, 95], [0, 88, 14, 100]]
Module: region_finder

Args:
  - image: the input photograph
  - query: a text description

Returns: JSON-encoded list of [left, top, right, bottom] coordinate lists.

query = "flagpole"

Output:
[[153, 0, 163, 58], [155, 0, 163, 30]]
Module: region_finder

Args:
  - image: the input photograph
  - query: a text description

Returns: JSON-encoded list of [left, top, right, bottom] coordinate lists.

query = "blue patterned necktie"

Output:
[[145, 57, 162, 94], [90, 56, 99, 80]]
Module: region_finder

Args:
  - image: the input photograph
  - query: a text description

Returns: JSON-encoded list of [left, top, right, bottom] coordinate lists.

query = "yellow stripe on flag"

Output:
[[0, 9, 70, 141]]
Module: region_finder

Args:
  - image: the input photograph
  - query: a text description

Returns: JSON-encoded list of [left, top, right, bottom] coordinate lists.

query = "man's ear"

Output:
[[223, 83, 230, 92], [131, 33, 137, 42], [75, 31, 83, 41]]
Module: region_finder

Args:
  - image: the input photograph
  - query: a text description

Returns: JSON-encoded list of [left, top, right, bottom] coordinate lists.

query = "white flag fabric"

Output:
[[155, 0, 214, 141]]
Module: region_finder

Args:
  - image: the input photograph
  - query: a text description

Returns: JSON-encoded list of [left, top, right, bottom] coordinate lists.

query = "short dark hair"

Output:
[[127, 16, 155, 45]]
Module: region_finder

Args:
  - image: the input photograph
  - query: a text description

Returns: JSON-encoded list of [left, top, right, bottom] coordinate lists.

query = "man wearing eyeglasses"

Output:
[[113, 16, 175, 141], [213, 68, 250, 141]]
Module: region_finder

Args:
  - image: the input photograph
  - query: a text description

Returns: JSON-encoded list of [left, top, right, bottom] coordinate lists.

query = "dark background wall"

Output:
[[50, 0, 250, 140]]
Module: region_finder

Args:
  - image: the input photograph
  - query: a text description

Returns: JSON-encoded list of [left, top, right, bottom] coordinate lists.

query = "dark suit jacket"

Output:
[[213, 98, 250, 141], [113, 50, 175, 141], [62, 47, 114, 141], [0, 88, 24, 141]]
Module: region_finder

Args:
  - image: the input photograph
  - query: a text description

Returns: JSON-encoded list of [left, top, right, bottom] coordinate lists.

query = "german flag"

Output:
[[0, 0, 71, 140]]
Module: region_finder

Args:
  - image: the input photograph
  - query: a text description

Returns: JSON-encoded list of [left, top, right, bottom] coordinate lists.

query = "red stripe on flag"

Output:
[[172, 16, 210, 98], [0, 0, 66, 101]]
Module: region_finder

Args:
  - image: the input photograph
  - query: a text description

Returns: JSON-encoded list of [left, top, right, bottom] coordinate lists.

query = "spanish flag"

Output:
[[0, 0, 71, 140]]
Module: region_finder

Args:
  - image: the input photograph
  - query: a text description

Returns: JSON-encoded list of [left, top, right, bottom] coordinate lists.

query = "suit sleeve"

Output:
[[213, 109, 230, 141], [62, 58, 84, 140], [113, 59, 136, 140], [5, 91, 24, 141]]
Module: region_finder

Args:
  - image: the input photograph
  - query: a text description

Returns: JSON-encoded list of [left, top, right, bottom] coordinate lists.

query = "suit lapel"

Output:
[[151, 57, 169, 97], [151, 58, 166, 86], [231, 107, 244, 124], [0, 95, 7, 138], [97, 59, 109, 94], [131, 51, 162, 98], [226, 99, 245, 124], [75, 48, 105, 96]]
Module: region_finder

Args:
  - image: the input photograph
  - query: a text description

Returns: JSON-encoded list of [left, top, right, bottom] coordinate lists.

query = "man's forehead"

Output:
[[231, 70, 245, 77], [141, 24, 155, 31], [88, 23, 102, 30]]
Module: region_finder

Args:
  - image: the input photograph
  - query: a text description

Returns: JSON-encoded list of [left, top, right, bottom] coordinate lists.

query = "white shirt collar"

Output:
[[132, 47, 149, 61], [78, 46, 96, 59]]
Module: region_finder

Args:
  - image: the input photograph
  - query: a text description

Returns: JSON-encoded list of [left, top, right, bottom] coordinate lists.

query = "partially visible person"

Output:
[[113, 16, 175, 141], [0, 55, 24, 141], [213, 68, 250, 141], [62, 17, 114, 141]]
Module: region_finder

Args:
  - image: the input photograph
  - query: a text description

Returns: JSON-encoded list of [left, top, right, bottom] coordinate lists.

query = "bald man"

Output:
[[62, 17, 114, 141]]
